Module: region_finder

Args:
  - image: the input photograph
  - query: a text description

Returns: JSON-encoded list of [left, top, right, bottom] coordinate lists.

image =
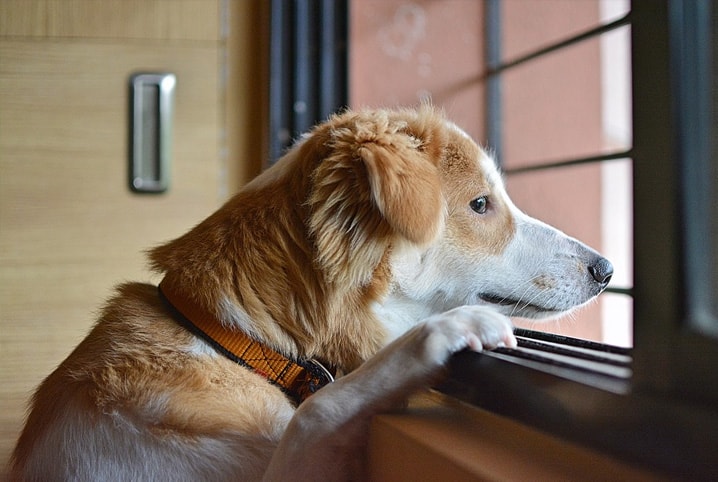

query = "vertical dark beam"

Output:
[[669, 0, 718, 404], [319, 0, 348, 120], [484, 0, 502, 165], [713, 4, 718, 319], [668, 0, 716, 337], [631, 0, 718, 402], [269, 0, 348, 164], [631, 0, 681, 393], [269, 0, 294, 163], [294, 0, 319, 135]]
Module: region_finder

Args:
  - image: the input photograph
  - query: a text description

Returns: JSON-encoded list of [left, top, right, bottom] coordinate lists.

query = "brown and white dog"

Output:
[[10, 106, 612, 481]]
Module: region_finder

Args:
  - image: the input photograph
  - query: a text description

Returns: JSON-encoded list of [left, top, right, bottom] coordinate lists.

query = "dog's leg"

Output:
[[263, 305, 516, 481]]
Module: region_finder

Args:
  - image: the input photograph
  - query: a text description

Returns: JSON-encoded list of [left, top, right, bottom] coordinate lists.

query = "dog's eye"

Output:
[[470, 196, 489, 214]]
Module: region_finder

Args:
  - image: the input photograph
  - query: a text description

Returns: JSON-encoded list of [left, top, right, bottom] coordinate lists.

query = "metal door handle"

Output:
[[129, 73, 176, 193]]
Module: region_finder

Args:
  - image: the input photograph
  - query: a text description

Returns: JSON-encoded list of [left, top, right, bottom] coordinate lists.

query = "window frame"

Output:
[[632, 0, 718, 402], [438, 1, 718, 479], [268, 0, 348, 163]]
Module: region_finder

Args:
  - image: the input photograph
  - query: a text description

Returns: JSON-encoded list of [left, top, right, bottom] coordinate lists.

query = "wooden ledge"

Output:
[[368, 391, 665, 482]]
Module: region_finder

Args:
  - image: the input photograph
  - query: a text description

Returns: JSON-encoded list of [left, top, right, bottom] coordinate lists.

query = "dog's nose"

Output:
[[588, 257, 613, 286]]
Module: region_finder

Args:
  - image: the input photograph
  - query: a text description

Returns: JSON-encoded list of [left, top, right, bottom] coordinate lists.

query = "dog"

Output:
[[10, 106, 612, 481]]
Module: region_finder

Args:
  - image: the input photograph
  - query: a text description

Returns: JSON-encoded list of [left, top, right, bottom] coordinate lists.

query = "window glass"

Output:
[[670, 1, 718, 338], [708, 8, 718, 331], [502, 0, 629, 62], [500, 12, 633, 344], [349, 0, 485, 140], [713, 43, 718, 323], [505, 160, 632, 345], [501, 27, 631, 168]]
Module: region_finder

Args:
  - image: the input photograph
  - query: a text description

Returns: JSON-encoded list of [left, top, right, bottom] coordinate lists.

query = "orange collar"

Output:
[[158, 278, 334, 404]]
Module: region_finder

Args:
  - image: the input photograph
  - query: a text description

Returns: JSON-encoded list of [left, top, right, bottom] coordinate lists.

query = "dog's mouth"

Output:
[[478, 293, 557, 317]]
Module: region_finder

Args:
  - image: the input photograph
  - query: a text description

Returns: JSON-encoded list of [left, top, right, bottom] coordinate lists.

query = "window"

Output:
[[268, 1, 717, 477], [348, 0, 718, 478]]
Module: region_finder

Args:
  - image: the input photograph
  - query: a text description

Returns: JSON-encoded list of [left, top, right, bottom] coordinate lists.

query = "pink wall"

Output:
[[349, 0, 485, 141]]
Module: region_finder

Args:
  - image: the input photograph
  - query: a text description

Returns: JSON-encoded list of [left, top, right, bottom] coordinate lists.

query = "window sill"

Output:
[[368, 391, 663, 481], [434, 331, 718, 480]]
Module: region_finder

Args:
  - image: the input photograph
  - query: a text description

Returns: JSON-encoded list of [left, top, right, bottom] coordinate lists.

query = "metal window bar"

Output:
[[269, 0, 348, 164], [489, 12, 632, 76], [484, 1, 633, 297], [503, 149, 634, 176]]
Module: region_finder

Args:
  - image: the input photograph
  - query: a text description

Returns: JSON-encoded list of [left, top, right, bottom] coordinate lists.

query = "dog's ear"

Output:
[[307, 109, 445, 286], [358, 134, 443, 245]]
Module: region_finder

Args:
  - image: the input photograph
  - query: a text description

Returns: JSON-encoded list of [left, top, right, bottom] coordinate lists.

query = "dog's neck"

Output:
[[373, 295, 437, 342], [158, 277, 334, 404]]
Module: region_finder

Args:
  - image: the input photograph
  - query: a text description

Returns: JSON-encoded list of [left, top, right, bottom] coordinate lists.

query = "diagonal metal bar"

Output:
[[504, 149, 633, 175], [488, 12, 632, 75]]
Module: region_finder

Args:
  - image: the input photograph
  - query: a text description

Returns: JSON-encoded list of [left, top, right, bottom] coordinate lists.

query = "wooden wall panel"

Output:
[[1, 0, 219, 40], [0, 0, 47, 37], [0, 0, 226, 472]]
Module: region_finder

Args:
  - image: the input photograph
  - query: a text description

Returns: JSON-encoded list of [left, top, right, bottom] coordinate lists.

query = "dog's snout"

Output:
[[588, 257, 613, 286]]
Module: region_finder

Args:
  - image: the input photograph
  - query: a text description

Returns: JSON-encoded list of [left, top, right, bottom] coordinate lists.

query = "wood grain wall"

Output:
[[0, 0, 267, 472]]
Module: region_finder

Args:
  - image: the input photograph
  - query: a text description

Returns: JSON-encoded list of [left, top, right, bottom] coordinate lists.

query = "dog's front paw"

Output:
[[414, 305, 516, 368]]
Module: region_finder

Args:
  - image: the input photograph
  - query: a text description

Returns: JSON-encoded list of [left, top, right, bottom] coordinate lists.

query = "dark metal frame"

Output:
[[631, 0, 718, 401], [269, 0, 348, 163], [483, 1, 632, 175]]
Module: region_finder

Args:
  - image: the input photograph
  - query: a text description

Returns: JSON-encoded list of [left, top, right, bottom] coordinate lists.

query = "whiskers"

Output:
[[490, 263, 557, 317]]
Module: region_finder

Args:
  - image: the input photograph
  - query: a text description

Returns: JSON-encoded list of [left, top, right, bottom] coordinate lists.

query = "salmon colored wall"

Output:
[[349, 0, 609, 342], [349, 0, 485, 141]]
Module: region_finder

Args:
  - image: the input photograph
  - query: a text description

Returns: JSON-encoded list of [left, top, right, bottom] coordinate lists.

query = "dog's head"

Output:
[[151, 106, 612, 365], [293, 106, 613, 341]]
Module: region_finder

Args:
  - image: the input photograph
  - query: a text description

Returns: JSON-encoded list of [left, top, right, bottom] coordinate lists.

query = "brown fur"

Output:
[[441, 134, 515, 256]]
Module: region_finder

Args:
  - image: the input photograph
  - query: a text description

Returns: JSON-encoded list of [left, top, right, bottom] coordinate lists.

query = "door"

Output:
[[0, 0, 228, 470]]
